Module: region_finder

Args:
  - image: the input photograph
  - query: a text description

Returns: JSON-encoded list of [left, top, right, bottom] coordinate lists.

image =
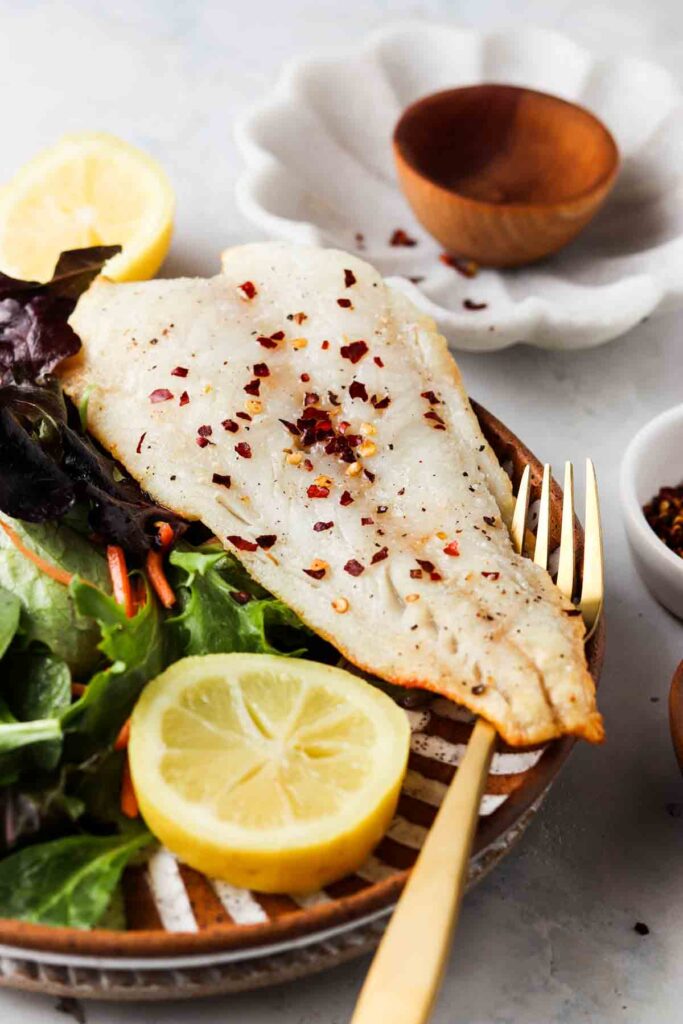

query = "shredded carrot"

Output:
[[114, 718, 131, 751], [146, 549, 176, 608], [120, 755, 139, 819], [71, 682, 87, 698], [156, 521, 175, 551], [0, 519, 72, 586], [106, 545, 135, 618]]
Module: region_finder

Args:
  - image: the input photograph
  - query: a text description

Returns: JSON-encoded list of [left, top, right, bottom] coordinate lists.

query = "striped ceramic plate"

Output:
[[0, 403, 604, 998]]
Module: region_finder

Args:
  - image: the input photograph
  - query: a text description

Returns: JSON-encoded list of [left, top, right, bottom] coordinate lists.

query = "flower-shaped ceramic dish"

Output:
[[0, 405, 604, 1001], [235, 22, 683, 351]]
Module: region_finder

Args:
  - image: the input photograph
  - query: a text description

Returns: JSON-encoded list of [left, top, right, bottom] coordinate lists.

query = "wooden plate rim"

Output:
[[0, 401, 605, 958]]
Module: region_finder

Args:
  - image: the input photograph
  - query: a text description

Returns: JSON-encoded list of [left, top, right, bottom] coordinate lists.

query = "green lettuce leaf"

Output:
[[166, 545, 331, 660], [0, 586, 20, 659], [0, 518, 110, 676], [61, 579, 165, 754], [0, 830, 152, 928]]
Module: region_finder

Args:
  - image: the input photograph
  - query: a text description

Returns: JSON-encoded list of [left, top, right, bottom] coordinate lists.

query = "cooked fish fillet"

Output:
[[60, 243, 603, 746]]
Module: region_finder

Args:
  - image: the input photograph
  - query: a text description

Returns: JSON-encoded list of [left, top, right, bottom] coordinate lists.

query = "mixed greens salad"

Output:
[[0, 248, 333, 929]]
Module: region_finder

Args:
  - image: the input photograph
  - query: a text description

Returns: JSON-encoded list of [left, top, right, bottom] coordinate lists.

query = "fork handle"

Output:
[[350, 718, 496, 1024]]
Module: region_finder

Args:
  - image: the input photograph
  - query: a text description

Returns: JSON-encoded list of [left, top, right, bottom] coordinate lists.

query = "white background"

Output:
[[0, 1, 682, 1022]]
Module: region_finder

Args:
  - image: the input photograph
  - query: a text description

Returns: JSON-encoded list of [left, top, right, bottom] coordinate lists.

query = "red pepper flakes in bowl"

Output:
[[643, 484, 683, 558]]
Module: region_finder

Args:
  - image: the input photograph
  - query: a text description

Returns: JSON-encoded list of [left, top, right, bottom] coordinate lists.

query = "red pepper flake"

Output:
[[179, 391, 190, 406], [271, 330, 285, 341], [300, 373, 310, 383], [371, 547, 389, 564], [236, 411, 252, 421], [340, 490, 354, 506], [196, 436, 211, 448], [440, 253, 478, 278], [421, 390, 441, 405], [463, 299, 488, 311], [228, 535, 258, 552], [307, 484, 330, 499], [337, 298, 352, 309], [364, 469, 376, 483], [235, 442, 252, 458], [230, 590, 252, 605], [253, 363, 270, 377], [410, 568, 423, 579], [303, 566, 326, 580], [288, 312, 307, 324], [136, 432, 146, 454], [390, 228, 417, 247], [171, 366, 189, 377], [361, 516, 374, 525], [376, 505, 388, 514], [425, 410, 446, 426], [444, 540, 460, 556], [372, 395, 391, 410], [482, 571, 500, 580], [244, 379, 260, 396], [279, 418, 301, 437], [340, 339, 368, 364], [483, 515, 496, 527], [344, 268, 357, 287], [374, 356, 384, 368], [416, 559, 435, 573], [257, 335, 278, 349], [198, 424, 213, 437], [237, 280, 257, 300], [430, 571, 443, 581], [349, 380, 368, 401], [472, 684, 486, 695], [212, 473, 231, 488], [303, 458, 313, 471], [322, 340, 330, 350], [304, 391, 320, 406], [149, 388, 173, 403], [222, 418, 239, 432], [344, 559, 365, 576], [256, 534, 277, 549], [314, 521, 333, 532]]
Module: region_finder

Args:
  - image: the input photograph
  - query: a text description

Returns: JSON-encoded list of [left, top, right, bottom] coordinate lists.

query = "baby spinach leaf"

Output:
[[0, 830, 152, 928], [0, 586, 20, 659], [62, 580, 165, 754], [2, 649, 71, 721], [0, 517, 109, 676]]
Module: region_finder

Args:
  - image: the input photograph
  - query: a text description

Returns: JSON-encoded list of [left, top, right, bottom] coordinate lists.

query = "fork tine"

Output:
[[510, 465, 530, 556], [533, 464, 551, 570], [556, 462, 575, 600], [579, 458, 604, 636]]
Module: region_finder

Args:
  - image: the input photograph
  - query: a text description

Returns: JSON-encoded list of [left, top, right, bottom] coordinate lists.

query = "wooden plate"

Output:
[[0, 402, 605, 997]]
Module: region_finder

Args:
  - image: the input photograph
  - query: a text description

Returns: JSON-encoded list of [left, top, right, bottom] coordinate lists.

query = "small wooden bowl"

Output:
[[670, 660, 683, 773], [393, 84, 620, 267]]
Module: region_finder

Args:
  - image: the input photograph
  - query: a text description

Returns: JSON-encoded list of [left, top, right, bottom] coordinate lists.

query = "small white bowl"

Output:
[[621, 405, 683, 618]]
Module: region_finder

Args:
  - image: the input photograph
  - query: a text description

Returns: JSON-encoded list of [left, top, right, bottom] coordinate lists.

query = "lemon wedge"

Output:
[[0, 133, 174, 283], [129, 653, 410, 893]]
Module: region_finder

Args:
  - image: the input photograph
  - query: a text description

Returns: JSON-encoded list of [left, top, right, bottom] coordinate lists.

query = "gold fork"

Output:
[[351, 459, 604, 1024]]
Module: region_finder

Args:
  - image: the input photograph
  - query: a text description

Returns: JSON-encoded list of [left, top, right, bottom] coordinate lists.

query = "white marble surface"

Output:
[[0, 1, 681, 1022]]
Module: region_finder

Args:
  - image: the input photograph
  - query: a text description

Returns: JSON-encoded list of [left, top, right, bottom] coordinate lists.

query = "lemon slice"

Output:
[[129, 653, 410, 893], [0, 133, 174, 283]]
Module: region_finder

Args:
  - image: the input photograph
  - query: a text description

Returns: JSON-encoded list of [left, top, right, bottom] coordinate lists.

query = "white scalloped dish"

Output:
[[236, 23, 683, 351]]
